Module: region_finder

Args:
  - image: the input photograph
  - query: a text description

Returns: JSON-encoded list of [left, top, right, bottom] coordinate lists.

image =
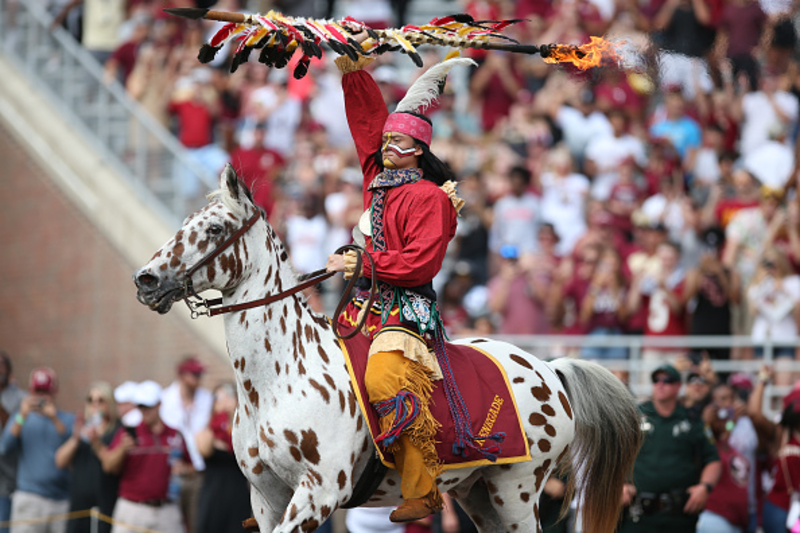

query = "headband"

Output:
[[382, 112, 432, 147]]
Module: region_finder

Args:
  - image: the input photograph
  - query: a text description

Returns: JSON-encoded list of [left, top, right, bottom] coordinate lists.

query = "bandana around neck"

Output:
[[368, 168, 423, 191]]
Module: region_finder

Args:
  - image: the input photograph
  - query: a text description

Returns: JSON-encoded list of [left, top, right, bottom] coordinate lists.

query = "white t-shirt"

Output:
[[488, 192, 541, 254], [748, 275, 800, 342], [585, 134, 647, 201], [285, 214, 331, 275], [740, 91, 798, 157], [539, 171, 590, 256], [555, 106, 613, 160]]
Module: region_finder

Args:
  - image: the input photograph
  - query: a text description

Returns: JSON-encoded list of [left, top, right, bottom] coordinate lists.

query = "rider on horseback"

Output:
[[326, 44, 471, 523]]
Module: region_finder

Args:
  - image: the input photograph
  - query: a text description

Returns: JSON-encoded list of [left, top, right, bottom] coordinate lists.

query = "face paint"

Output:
[[383, 143, 418, 157]]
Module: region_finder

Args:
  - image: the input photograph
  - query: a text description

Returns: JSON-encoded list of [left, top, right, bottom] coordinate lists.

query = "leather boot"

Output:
[[241, 517, 259, 531], [389, 488, 444, 523]]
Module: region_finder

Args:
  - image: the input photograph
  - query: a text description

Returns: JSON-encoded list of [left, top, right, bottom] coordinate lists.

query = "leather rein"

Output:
[[182, 210, 376, 340]]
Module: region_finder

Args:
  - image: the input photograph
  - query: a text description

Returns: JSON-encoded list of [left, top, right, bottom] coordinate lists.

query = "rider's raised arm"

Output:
[[337, 56, 387, 196]]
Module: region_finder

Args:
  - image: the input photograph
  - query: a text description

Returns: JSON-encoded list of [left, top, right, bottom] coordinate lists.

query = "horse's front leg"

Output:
[[272, 469, 344, 533]]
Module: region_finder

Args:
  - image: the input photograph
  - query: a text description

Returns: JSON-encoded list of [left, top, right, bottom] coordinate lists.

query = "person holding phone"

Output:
[[0, 367, 75, 533], [103, 381, 190, 533], [55, 382, 121, 533]]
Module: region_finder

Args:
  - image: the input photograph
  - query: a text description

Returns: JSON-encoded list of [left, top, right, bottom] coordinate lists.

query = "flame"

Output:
[[542, 36, 622, 70]]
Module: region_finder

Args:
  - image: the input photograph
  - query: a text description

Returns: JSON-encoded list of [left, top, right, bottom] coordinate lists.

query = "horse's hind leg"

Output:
[[479, 463, 553, 533], [451, 477, 505, 533]]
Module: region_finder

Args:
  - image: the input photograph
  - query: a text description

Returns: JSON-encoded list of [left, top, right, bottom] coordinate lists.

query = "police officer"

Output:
[[620, 363, 721, 533]]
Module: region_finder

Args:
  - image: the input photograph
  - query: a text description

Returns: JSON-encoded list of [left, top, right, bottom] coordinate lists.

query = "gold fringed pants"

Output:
[[365, 350, 443, 505]]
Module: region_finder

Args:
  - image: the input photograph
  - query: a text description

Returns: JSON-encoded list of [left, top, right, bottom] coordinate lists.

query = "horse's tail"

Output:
[[548, 357, 641, 533]]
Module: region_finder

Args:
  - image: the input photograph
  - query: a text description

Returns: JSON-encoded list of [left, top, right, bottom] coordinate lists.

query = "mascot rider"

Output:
[[326, 36, 477, 523]]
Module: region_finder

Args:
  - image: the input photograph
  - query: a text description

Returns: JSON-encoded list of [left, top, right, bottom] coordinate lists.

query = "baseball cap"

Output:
[[177, 356, 206, 376], [134, 380, 162, 408], [651, 364, 681, 383], [29, 367, 58, 394], [114, 381, 139, 404]]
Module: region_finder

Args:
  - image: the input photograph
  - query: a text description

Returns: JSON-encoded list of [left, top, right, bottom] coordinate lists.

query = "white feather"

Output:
[[395, 58, 477, 114]]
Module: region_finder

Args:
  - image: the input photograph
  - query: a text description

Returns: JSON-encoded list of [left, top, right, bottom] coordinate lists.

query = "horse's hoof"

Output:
[[242, 517, 259, 532]]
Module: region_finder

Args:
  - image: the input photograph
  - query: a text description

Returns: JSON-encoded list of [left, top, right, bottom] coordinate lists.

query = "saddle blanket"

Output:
[[337, 328, 531, 469]]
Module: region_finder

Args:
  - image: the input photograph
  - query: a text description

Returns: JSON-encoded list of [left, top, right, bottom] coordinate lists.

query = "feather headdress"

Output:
[[394, 57, 477, 114]]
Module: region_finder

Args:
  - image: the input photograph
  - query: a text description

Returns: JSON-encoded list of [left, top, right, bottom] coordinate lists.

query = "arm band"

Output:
[[14, 413, 24, 426]]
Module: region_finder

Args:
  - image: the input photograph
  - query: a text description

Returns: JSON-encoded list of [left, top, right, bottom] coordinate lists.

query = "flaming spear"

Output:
[[164, 8, 623, 79]]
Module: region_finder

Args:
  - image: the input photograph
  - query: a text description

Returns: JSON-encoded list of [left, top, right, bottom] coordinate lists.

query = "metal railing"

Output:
[[454, 333, 800, 416], [0, 0, 219, 228]]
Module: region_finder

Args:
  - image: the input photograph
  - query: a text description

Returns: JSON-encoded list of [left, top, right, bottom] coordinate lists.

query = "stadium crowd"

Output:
[[15, 0, 800, 530], [47, 0, 800, 366]]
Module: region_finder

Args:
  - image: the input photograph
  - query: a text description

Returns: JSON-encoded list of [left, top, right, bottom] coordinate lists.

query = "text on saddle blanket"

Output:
[[338, 328, 532, 469]]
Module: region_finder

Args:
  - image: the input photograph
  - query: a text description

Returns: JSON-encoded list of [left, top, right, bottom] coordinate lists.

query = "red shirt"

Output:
[[768, 436, 800, 510], [109, 422, 189, 502], [229, 146, 284, 215], [644, 281, 686, 339], [706, 441, 750, 527], [167, 100, 214, 148]]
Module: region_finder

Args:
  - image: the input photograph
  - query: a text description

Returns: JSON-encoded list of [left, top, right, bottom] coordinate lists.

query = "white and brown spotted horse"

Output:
[[134, 166, 641, 533]]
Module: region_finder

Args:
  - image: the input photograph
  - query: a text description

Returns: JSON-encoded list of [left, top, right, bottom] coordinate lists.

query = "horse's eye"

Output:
[[208, 224, 224, 236]]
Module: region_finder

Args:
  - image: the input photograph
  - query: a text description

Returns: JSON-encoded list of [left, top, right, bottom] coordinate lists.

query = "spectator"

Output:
[[469, 51, 525, 133], [1, 367, 74, 533], [735, 68, 799, 158], [647, 0, 717, 99], [579, 247, 630, 361], [746, 248, 800, 385], [0, 352, 24, 533], [194, 383, 251, 533], [104, 380, 190, 533], [724, 180, 783, 286], [159, 357, 213, 533], [627, 241, 688, 378], [488, 166, 540, 259], [696, 388, 752, 533], [682, 369, 714, 420], [649, 86, 703, 163], [551, 243, 602, 337], [714, 0, 767, 91], [761, 390, 800, 533], [55, 382, 121, 533], [539, 145, 590, 256], [584, 108, 647, 201], [684, 227, 740, 361], [619, 364, 721, 532], [239, 68, 302, 158], [113, 382, 141, 429], [167, 72, 229, 203], [702, 168, 760, 231], [487, 245, 550, 335], [228, 122, 284, 216]]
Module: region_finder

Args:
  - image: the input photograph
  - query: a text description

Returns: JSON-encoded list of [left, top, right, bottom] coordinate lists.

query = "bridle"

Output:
[[181, 208, 375, 340]]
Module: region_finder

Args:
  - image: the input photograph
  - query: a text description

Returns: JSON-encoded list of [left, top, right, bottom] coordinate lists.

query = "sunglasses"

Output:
[[653, 376, 679, 385], [687, 376, 707, 385], [86, 396, 106, 404]]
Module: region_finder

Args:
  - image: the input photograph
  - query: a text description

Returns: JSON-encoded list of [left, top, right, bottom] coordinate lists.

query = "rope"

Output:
[[433, 329, 505, 461], [0, 507, 161, 533]]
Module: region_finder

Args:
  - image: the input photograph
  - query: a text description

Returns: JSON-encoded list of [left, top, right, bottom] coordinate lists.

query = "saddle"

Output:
[[337, 328, 531, 469]]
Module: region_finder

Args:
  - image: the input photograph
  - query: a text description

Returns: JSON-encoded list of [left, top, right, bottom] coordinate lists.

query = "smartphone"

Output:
[[124, 425, 138, 444]]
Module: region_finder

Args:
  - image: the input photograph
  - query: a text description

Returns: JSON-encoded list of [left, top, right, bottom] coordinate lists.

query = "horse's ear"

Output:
[[221, 164, 240, 200]]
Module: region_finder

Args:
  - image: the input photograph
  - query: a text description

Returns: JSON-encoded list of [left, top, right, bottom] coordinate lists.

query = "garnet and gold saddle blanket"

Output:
[[337, 328, 531, 469]]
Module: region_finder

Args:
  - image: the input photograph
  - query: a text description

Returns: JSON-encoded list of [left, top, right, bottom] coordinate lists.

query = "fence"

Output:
[[0, 0, 218, 228], [454, 333, 800, 416]]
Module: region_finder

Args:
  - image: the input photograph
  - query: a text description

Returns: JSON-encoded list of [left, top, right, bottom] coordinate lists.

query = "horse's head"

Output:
[[134, 164, 263, 314]]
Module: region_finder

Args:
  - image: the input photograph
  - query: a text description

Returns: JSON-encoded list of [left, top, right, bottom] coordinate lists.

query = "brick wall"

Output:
[[0, 123, 234, 413]]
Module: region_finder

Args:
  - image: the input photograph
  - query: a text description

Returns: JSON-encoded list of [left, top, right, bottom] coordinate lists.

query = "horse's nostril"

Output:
[[136, 272, 159, 289]]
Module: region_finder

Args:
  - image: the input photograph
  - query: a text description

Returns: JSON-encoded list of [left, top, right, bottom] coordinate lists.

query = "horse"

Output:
[[134, 165, 641, 533]]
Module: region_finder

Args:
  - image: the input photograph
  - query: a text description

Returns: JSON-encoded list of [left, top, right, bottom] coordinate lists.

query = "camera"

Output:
[[34, 399, 46, 410]]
